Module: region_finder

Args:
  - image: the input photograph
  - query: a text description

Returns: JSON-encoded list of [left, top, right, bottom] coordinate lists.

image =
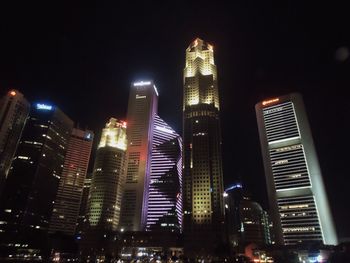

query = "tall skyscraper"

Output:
[[146, 115, 182, 233], [119, 81, 158, 232], [49, 128, 94, 235], [119, 81, 183, 233], [87, 118, 127, 231], [0, 103, 73, 257], [81, 119, 127, 261], [182, 38, 225, 253], [0, 90, 30, 193], [255, 93, 337, 246]]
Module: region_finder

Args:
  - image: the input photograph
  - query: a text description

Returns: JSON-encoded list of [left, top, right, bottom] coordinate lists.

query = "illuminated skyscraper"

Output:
[[0, 90, 30, 193], [119, 81, 183, 233], [255, 93, 338, 245], [49, 128, 93, 235], [0, 103, 73, 256], [182, 38, 225, 253], [146, 115, 182, 233], [87, 118, 127, 231], [119, 81, 158, 232]]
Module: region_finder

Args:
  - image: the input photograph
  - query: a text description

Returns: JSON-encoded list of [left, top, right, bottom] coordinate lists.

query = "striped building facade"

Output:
[[255, 93, 337, 245]]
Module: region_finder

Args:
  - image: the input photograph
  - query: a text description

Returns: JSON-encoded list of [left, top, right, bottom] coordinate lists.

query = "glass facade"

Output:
[[0, 104, 73, 251], [49, 128, 93, 235]]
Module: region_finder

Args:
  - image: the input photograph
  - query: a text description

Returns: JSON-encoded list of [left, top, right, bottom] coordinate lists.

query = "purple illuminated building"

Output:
[[119, 81, 182, 233], [146, 115, 182, 233]]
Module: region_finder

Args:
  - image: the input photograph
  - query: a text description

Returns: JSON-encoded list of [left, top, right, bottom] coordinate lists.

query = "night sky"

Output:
[[1, 2, 349, 239]]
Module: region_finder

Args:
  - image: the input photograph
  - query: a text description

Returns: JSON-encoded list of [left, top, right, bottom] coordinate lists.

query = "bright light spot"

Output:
[[9, 91, 16, 96], [225, 183, 243, 192], [98, 118, 127, 150], [134, 81, 151, 86], [262, 98, 279, 106], [153, 85, 159, 96], [156, 126, 173, 134]]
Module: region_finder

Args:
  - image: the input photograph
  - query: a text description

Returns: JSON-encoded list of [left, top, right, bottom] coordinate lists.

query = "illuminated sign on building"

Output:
[[36, 103, 53, 111], [262, 98, 279, 106], [133, 81, 151, 86]]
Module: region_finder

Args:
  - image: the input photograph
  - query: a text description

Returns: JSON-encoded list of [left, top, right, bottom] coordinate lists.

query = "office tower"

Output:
[[0, 90, 30, 192], [182, 38, 225, 253], [239, 196, 270, 246], [224, 183, 244, 249], [224, 184, 271, 249], [81, 119, 126, 261], [255, 93, 337, 245], [87, 118, 127, 231], [119, 81, 158, 231], [76, 176, 92, 236], [0, 103, 73, 256], [119, 81, 183, 233], [146, 115, 182, 233], [49, 128, 94, 235]]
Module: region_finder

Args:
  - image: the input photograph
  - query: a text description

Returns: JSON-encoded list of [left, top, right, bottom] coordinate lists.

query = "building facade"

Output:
[[224, 183, 244, 249], [239, 197, 270, 246], [119, 81, 183, 234], [87, 118, 127, 231], [119, 81, 158, 232], [0, 103, 73, 256], [0, 90, 30, 193], [76, 176, 92, 236], [146, 115, 182, 233], [224, 184, 271, 251], [182, 38, 225, 253], [49, 128, 94, 235], [255, 93, 337, 245]]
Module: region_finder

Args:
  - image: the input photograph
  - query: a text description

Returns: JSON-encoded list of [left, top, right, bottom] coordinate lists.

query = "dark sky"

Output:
[[1, 2, 349, 239]]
